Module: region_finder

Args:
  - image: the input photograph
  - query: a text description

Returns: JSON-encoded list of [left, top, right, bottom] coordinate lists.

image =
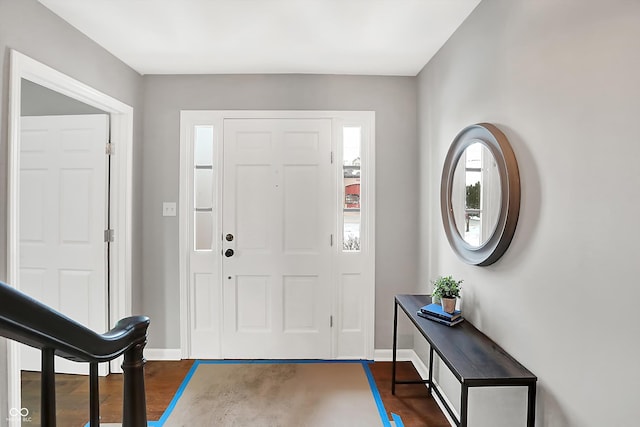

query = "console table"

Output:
[[392, 295, 537, 427]]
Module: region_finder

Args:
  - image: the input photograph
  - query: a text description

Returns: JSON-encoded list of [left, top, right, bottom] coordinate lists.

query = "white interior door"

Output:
[[19, 114, 109, 375], [222, 118, 333, 358]]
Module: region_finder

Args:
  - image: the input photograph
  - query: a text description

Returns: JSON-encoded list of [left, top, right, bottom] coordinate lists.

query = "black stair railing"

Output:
[[0, 281, 150, 427]]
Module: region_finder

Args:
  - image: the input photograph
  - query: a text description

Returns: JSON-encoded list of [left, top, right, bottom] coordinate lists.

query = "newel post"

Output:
[[122, 340, 148, 427]]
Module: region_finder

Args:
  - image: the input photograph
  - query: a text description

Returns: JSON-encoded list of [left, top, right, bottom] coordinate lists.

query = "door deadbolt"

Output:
[[224, 249, 234, 257], [225, 233, 234, 242]]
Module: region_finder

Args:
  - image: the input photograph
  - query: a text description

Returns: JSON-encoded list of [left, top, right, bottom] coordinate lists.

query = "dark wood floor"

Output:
[[22, 360, 449, 427], [371, 362, 450, 427]]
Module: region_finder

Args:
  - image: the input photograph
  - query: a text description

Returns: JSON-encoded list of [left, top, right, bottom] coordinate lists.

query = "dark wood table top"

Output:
[[396, 294, 537, 386]]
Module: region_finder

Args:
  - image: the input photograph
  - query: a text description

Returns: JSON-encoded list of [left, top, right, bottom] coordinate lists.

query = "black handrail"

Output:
[[0, 281, 150, 427]]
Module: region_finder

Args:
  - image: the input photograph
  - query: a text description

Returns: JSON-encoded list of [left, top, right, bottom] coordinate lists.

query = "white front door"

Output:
[[19, 114, 109, 375], [222, 118, 333, 358]]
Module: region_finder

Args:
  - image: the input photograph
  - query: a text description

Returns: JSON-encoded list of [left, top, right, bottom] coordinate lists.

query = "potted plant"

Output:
[[432, 276, 463, 314]]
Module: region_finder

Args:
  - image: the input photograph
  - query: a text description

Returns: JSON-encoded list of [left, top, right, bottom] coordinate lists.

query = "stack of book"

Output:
[[417, 303, 464, 326]]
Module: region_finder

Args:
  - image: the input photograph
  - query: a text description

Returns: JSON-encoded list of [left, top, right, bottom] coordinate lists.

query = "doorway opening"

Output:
[[6, 50, 134, 415]]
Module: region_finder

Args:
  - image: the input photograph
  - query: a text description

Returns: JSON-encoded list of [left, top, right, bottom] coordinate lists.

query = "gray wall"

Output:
[[142, 74, 419, 349], [0, 1, 143, 422], [417, 0, 640, 425]]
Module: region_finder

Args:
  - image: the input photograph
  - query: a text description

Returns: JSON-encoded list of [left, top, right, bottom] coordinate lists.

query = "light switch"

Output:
[[163, 202, 177, 217]]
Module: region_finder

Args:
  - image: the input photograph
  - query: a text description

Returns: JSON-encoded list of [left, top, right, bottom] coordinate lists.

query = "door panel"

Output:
[[19, 114, 109, 375], [283, 165, 320, 251], [222, 119, 333, 359], [236, 165, 271, 252], [236, 275, 271, 332], [283, 275, 318, 331]]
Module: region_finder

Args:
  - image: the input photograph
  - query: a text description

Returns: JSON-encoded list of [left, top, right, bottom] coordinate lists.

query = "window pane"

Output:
[[343, 127, 361, 166], [465, 142, 482, 168], [194, 126, 214, 165], [343, 127, 361, 252], [195, 211, 213, 250], [344, 211, 361, 251], [194, 168, 213, 209], [465, 171, 481, 209], [464, 212, 481, 247]]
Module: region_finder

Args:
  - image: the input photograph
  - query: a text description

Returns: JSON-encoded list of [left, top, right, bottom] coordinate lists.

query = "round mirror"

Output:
[[441, 123, 520, 266]]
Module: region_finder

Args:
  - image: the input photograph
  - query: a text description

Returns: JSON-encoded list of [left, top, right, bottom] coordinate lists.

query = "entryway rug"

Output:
[[86, 360, 402, 427], [160, 360, 392, 427]]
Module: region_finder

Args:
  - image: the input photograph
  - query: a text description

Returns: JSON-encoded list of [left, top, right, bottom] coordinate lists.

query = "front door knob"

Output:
[[224, 249, 234, 257]]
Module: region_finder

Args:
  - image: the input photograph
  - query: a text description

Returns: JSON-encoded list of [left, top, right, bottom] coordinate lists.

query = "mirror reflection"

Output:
[[451, 141, 501, 247]]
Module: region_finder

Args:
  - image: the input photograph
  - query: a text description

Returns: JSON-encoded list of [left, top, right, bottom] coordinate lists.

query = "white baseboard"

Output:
[[375, 349, 457, 427], [373, 348, 416, 361], [405, 349, 429, 378], [144, 348, 182, 361]]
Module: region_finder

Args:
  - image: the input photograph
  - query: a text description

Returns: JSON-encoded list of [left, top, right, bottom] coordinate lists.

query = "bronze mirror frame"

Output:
[[440, 123, 520, 266]]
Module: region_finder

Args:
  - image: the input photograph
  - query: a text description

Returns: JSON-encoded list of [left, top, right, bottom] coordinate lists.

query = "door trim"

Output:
[[179, 110, 375, 360], [6, 50, 134, 415]]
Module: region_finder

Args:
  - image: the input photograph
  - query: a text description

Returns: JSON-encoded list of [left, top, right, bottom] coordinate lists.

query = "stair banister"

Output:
[[0, 281, 150, 427]]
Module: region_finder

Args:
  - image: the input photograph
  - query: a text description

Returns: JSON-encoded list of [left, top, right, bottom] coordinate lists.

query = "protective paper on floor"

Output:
[[161, 362, 386, 427]]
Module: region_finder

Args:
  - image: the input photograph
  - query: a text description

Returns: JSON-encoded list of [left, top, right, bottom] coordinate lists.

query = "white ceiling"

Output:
[[38, 0, 481, 76]]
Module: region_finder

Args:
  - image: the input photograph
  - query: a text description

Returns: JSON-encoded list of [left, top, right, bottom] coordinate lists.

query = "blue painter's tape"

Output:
[[83, 420, 160, 427], [155, 359, 202, 426], [362, 361, 393, 427], [197, 358, 370, 365], [391, 412, 405, 427]]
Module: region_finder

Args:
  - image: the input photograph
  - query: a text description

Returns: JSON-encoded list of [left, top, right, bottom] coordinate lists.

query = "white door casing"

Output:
[[19, 115, 109, 375], [6, 50, 134, 420], [222, 118, 333, 358], [179, 111, 375, 361]]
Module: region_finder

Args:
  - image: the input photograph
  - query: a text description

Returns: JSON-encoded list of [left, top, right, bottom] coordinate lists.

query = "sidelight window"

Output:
[[194, 126, 214, 251], [342, 126, 361, 252]]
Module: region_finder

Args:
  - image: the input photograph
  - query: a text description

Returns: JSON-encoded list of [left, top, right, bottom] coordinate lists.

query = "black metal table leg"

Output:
[[428, 347, 434, 394], [460, 384, 469, 427], [392, 300, 398, 395], [527, 383, 537, 427]]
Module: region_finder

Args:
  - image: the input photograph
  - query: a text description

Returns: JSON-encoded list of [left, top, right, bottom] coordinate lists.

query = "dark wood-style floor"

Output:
[[22, 360, 450, 427]]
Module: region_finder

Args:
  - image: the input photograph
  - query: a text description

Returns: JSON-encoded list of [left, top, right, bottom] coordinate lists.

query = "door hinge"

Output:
[[105, 142, 114, 156], [104, 229, 115, 242], [330, 234, 333, 247], [330, 315, 333, 328], [330, 151, 334, 164]]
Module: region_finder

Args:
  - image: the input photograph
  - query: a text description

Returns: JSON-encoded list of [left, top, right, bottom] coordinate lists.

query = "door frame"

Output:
[[179, 110, 375, 360], [6, 50, 134, 415]]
